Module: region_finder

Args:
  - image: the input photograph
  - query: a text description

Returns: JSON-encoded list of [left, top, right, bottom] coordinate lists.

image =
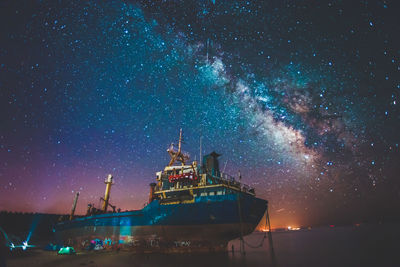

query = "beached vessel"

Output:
[[55, 130, 267, 252]]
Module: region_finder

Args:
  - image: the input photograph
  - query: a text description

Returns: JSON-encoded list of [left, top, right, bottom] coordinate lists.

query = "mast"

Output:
[[167, 129, 189, 166], [102, 174, 114, 212], [69, 191, 80, 220], [178, 128, 183, 164]]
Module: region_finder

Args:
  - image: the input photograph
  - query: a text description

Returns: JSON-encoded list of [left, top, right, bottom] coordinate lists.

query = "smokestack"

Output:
[[69, 192, 80, 220], [149, 183, 157, 204], [102, 174, 114, 212]]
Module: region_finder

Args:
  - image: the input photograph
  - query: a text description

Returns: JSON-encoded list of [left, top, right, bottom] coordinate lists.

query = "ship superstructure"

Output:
[[152, 129, 256, 206], [55, 130, 268, 252]]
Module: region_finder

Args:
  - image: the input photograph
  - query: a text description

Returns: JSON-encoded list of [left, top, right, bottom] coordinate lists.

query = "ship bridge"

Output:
[[152, 151, 255, 205]]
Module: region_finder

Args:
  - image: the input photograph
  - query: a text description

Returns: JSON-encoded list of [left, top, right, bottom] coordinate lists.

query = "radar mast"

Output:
[[167, 129, 190, 166]]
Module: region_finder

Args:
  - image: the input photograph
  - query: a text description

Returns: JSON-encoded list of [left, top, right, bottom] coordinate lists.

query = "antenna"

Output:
[[222, 160, 228, 173], [199, 136, 203, 167], [206, 38, 209, 62], [178, 128, 182, 153]]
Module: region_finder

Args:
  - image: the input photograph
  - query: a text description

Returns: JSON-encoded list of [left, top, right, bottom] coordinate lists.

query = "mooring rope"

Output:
[[242, 232, 267, 248], [241, 205, 271, 249]]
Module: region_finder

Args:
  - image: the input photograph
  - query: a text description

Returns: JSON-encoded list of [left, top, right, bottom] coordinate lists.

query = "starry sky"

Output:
[[1, 0, 399, 228]]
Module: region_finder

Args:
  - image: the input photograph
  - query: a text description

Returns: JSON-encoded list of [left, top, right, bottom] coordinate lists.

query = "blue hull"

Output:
[[56, 193, 267, 252]]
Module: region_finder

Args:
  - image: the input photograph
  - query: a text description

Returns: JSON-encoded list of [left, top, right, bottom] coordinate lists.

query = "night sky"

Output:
[[1, 0, 399, 228]]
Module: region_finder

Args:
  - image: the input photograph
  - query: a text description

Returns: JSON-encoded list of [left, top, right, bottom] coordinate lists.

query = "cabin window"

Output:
[[209, 192, 215, 196], [200, 192, 207, 196], [217, 191, 223, 195]]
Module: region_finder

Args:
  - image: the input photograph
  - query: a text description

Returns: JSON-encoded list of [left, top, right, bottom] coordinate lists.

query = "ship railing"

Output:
[[220, 172, 236, 182], [211, 172, 255, 194]]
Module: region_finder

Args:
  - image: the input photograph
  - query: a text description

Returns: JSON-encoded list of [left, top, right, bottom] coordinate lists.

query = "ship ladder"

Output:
[[236, 192, 246, 256]]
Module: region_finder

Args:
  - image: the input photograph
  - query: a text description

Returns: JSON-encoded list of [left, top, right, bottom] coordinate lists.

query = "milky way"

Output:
[[1, 0, 399, 227]]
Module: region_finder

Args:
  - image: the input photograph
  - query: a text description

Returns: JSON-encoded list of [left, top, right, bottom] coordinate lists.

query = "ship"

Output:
[[55, 130, 268, 252]]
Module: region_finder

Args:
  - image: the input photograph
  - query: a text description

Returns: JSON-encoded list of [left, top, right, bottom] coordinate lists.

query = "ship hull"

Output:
[[55, 193, 267, 252]]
